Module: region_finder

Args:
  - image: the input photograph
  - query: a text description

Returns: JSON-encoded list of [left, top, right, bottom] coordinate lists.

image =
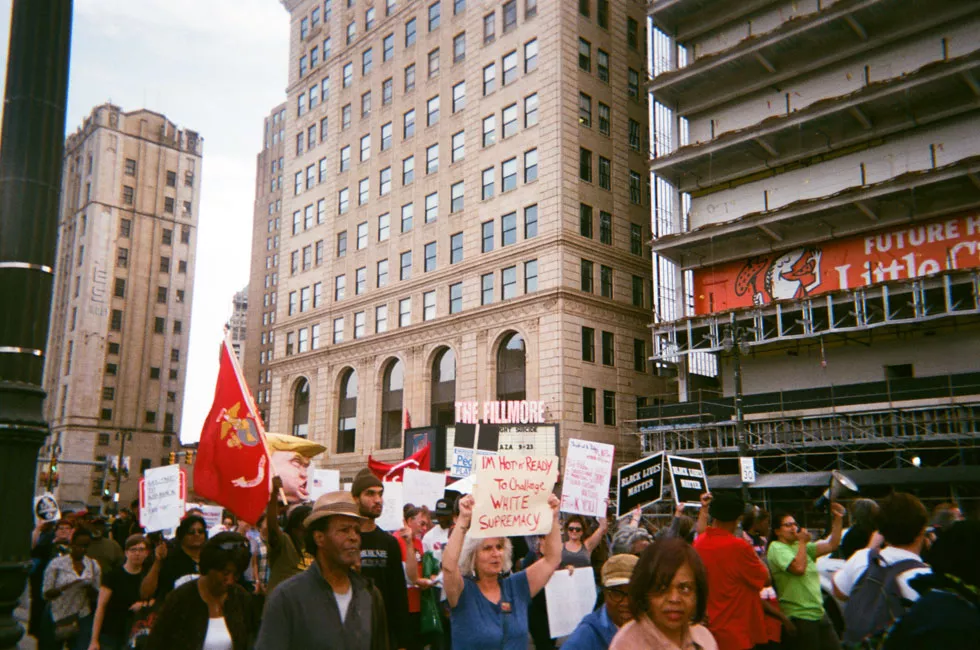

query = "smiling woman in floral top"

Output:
[[43, 527, 102, 649]]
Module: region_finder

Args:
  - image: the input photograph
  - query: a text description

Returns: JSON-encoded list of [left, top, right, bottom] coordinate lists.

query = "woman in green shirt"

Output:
[[767, 503, 845, 650]]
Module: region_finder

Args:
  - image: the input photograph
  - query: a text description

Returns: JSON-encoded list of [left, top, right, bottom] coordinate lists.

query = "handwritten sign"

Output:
[[403, 468, 446, 509], [470, 453, 558, 539], [140, 465, 185, 532], [617, 453, 665, 517], [560, 439, 614, 518], [376, 480, 404, 532], [667, 455, 708, 507], [309, 469, 341, 501]]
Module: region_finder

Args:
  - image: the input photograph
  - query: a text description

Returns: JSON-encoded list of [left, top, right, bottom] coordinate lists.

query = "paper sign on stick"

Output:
[[140, 465, 185, 533], [667, 455, 708, 507], [199, 505, 225, 530], [560, 438, 614, 518], [309, 469, 341, 501], [376, 481, 404, 532], [544, 567, 598, 638], [470, 453, 558, 539], [403, 468, 447, 509]]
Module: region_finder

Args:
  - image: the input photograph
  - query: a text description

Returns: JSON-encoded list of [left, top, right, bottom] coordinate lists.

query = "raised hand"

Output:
[[830, 502, 846, 519], [798, 528, 812, 544]]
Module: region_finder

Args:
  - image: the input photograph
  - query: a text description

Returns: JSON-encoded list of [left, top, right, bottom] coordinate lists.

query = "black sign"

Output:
[[404, 426, 444, 472], [666, 455, 708, 506], [617, 453, 664, 517]]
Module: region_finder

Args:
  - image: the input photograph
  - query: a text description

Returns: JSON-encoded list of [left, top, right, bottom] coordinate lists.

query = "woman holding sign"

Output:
[[562, 514, 609, 568], [443, 493, 563, 650]]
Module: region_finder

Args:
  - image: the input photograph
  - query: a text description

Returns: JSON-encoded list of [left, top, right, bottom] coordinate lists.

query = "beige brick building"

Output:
[[42, 104, 202, 510], [254, 0, 663, 479]]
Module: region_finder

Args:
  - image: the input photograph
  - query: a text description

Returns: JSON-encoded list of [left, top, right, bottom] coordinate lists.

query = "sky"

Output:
[[0, 0, 289, 444]]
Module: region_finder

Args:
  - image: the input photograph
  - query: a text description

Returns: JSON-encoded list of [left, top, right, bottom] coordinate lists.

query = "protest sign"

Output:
[[140, 465, 185, 532], [198, 505, 225, 530], [616, 453, 664, 518], [470, 453, 558, 539], [403, 468, 446, 509], [560, 438, 614, 518], [545, 567, 598, 638], [450, 447, 474, 478], [667, 455, 708, 506], [309, 469, 340, 501], [34, 493, 60, 525], [376, 480, 404, 532]]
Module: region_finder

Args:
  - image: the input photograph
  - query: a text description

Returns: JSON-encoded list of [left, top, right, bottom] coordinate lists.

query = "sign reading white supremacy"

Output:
[[141, 465, 184, 532], [667, 455, 708, 507], [617, 453, 665, 518], [470, 453, 558, 538], [560, 439, 614, 518]]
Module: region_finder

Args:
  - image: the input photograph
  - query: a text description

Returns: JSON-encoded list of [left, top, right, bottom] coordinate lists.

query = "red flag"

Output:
[[194, 338, 271, 524], [402, 409, 412, 430], [368, 444, 431, 481]]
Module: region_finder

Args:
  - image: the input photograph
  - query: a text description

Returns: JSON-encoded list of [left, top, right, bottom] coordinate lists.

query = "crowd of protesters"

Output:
[[25, 474, 978, 650]]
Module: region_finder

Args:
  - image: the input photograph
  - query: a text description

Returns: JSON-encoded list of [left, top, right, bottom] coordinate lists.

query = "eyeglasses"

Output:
[[127, 546, 149, 553], [780, 521, 798, 529], [567, 526, 583, 533], [605, 588, 629, 603], [217, 541, 249, 552]]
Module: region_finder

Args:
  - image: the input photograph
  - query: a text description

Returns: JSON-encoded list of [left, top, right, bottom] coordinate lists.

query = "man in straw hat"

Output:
[[266, 432, 326, 505], [255, 491, 389, 650]]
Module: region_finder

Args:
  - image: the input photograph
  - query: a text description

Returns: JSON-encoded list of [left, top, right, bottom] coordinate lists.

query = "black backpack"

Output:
[[842, 549, 927, 646]]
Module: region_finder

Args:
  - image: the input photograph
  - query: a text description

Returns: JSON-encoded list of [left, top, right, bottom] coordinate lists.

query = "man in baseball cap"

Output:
[[266, 433, 326, 504], [564, 553, 640, 649]]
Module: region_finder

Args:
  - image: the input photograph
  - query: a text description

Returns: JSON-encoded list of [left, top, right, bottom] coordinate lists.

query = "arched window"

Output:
[[380, 358, 405, 449], [337, 369, 358, 454], [496, 332, 526, 401], [292, 378, 310, 438], [431, 347, 456, 426]]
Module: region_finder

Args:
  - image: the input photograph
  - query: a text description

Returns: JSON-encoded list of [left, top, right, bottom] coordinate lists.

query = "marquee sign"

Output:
[[454, 400, 547, 425]]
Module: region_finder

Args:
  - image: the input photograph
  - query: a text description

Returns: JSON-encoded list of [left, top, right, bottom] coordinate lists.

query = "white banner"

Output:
[[545, 566, 597, 638], [402, 468, 446, 510], [560, 438, 614, 518], [376, 481, 404, 532], [309, 469, 341, 501], [141, 465, 184, 533]]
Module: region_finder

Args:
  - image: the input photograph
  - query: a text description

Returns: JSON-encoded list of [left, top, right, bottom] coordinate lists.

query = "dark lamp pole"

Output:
[[723, 326, 752, 503]]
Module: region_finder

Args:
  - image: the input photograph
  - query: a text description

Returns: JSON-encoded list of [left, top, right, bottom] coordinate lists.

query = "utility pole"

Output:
[[0, 2, 74, 647], [111, 431, 132, 514], [723, 326, 752, 503]]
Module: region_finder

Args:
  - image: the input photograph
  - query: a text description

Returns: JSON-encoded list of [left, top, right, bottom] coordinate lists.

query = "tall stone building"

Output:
[[263, 0, 663, 478], [228, 286, 249, 361], [42, 104, 202, 509]]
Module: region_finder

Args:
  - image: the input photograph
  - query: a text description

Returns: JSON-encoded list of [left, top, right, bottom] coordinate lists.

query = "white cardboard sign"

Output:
[[309, 469, 341, 501], [545, 567, 598, 638], [140, 465, 185, 533], [376, 480, 404, 532], [402, 468, 446, 510], [560, 438, 614, 518]]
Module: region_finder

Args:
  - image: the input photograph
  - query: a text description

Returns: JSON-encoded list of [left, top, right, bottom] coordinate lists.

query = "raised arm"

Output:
[[139, 542, 166, 600], [786, 529, 811, 576], [815, 503, 846, 557], [584, 509, 609, 553], [88, 586, 113, 650], [525, 494, 562, 597], [265, 476, 284, 551], [441, 495, 473, 608], [695, 493, 712, 536]]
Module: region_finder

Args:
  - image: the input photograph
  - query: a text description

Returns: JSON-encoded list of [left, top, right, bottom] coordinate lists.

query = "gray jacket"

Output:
[[255, 562, 388, 650]]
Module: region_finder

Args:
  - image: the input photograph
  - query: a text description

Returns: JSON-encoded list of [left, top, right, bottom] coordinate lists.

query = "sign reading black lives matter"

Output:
[[667, 455, 708, 507], [616, 452, 664, 518]]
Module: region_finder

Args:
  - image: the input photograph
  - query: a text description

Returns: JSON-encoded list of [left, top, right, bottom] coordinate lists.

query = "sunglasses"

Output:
[[567, 526, 583, 532], [217, 541, 250, 552]]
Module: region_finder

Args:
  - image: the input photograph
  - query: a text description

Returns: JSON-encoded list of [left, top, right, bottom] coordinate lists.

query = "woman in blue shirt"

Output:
[[443, 493, 562, 650]]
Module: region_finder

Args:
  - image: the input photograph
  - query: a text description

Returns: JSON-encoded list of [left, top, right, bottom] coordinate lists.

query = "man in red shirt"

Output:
[[396, 503, 431, 650], [693, 491, 771, 650]]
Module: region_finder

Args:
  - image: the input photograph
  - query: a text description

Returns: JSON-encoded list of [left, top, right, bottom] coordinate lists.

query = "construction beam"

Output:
[[968, 172, 980, 191], [754, 137, 779, 157], [854, 201, 879, 221], [844, 15, 868, 40], [962, 70, 980, 97], [849, 105, 873, 129], [754, 51, 776, 73]]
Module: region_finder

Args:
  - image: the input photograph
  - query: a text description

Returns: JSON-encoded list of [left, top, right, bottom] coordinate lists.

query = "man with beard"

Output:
[[267, 433, 326, 504], [353, 467, 409, 650]]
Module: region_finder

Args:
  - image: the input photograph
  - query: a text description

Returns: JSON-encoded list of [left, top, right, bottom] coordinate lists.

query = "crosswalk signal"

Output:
[[168, 452, 176, 465]]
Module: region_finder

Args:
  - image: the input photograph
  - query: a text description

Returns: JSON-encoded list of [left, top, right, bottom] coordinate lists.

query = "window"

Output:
[[383, 77, 393, 104], [450, 282, 463, 313], [404, 109, 416, 138], [311, 324, 321, 350], [579, 93, 592, 127], [403, 156, 415, 185], [599, 211, 612, 244], [298, 328, 309, 353], [481, 220, 494, 252], [383, 33, 394, 60], [502, 212, 517, 246], [629, 171, 642, 204], [579, 148, 592, 182], [482, 167, 494, 199], [122, 186, 135, 204], [323, 37, 332, 59], [425, 192, 439, 222], [366, 6, 375, 29], [582, 326, 595, 362], [379, 213, 391, 241], [501, 266, 517, 299], [452, 130, 465, 162], [502, 0, 517, 32], [523, 259, 538, 292], [524, 204, 538, 237], [627, 17, 639, 50], [399, 298, 412, 326], [405, 17, 417, 46], [427, 95, 440, 125], [450, 232, 463, 263], [483, 63, 496, 96], [526, 0, 537, 18], [154, 317, 165, 334], [347, 20, 356, 45], [116, 248, 129, 268], [378, 259, 389, 286], [400, 250, 412, 280], [597, 0, 608, 27], [288, 290, 298, 315], [424, 241, 437, 272], [314, 282, 323, 307], [598, 49, 609, 82], [333, 317, 344, 343], [502, 103, 518, 138], [343, 62, 353, 87], [483, 12, 495, 44], [632, 275, 644, 307], [429, 1, 441, 31], [342, 104, 352, 129], [579, 0, 590, 17], [157, 286, 168, 303], [451, 182, 464, 212], [376, 305, 388, 332], [401, 203, 414, 232], [629, 119, 641, 151], [114, 278, 125, 297], [111, 310, 123, 331], [354, 312, 366, 338], [600, 265, 613, 297], [337, 368, 357, 453], [340, 145, 351, 172], [630, 223, 643, 256], [291, 251, 299, 275], [339, 187, 350, 214], [598, 102, 610, 135], [361, 91, 372, 117], [423, 290, 436, 320], [428, 48, 440, 78], [119, 218, 131, 238], [426, 144, 439, 174], [581, 259, 594, 292], [453, 32, 466, 63], [628, 68, 640, 99], [601, 331, 614, 365], [603, 391, 616, 425], [405, 63, 416, 91], [598, 156, 611, 190], [578, 38, 591, 71], [357, 222, 368, 249], [319, 157, 328, 183], [454, 0, 466, 15], [362, 47, 373, 75], [360, 134, 371, 161], [482, 114, 496, 147], [452, 81, 466, 112], [164, 197, 175, 214], [501, 158, 517, 192], [302, 245, 313, 270], [502, 51, 517, 85], [337, 231, 348, 257], [335, 275, 346, 301], [481, 273, 494, 305], [524, 93, 538, 127], [523, 149, 538, 182], [583, 387, 596, 423], [380, 167, 392, 195]]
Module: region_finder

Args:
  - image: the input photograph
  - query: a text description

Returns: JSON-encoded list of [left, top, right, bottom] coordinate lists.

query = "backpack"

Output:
[[842, 549, 927, 646]]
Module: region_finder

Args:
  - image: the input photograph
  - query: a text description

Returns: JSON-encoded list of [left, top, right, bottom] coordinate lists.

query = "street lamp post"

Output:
[[723, 326, 752, 503], [0, 2, 74, 647]]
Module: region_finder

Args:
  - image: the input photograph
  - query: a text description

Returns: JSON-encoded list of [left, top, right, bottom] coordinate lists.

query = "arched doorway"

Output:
[[337, 369, 357, 453], [380, 358, 404, 449], [496, 332, 526, 401], [292, 377, 310, 438], [431, 347, 456, 426]]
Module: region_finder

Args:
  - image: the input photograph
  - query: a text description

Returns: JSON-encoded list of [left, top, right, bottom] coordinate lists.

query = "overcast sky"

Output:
[[0, 0, 289, 444]]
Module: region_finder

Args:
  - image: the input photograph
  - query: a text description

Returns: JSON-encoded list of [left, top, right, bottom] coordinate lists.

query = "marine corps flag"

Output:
[[194, 337, 271, 524]]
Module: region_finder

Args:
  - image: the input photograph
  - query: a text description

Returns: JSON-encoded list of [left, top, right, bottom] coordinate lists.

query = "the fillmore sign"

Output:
[[454, 400, 547, 425]]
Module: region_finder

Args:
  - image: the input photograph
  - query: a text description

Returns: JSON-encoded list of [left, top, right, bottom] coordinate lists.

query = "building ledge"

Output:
[[649, 0, 782, 44]]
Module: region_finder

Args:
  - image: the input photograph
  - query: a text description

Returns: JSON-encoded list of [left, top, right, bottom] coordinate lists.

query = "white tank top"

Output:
[[202, 617, 233, 650]]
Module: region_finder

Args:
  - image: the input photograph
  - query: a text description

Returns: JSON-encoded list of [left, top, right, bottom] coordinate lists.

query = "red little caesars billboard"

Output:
[[692, 213, 980, 315]]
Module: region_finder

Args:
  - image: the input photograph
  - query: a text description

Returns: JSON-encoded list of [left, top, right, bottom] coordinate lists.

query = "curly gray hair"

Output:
[[458, 535, 513, 578]]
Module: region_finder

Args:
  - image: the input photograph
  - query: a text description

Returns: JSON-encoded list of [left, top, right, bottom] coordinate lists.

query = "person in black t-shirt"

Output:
[[352, 468, 409, 650], [139, 515, 206, 601], [89, 534, 152, 650]]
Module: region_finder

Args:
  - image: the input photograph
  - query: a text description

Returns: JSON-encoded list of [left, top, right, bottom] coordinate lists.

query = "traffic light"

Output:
[[184, 450, 195, 465], [169, 452, 176, 465]]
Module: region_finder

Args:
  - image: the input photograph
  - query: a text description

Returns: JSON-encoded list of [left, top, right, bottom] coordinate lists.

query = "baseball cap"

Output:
[[434, 498, 453, 516], [601, 554, 639, 587], [709, 491, 745, 523]]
